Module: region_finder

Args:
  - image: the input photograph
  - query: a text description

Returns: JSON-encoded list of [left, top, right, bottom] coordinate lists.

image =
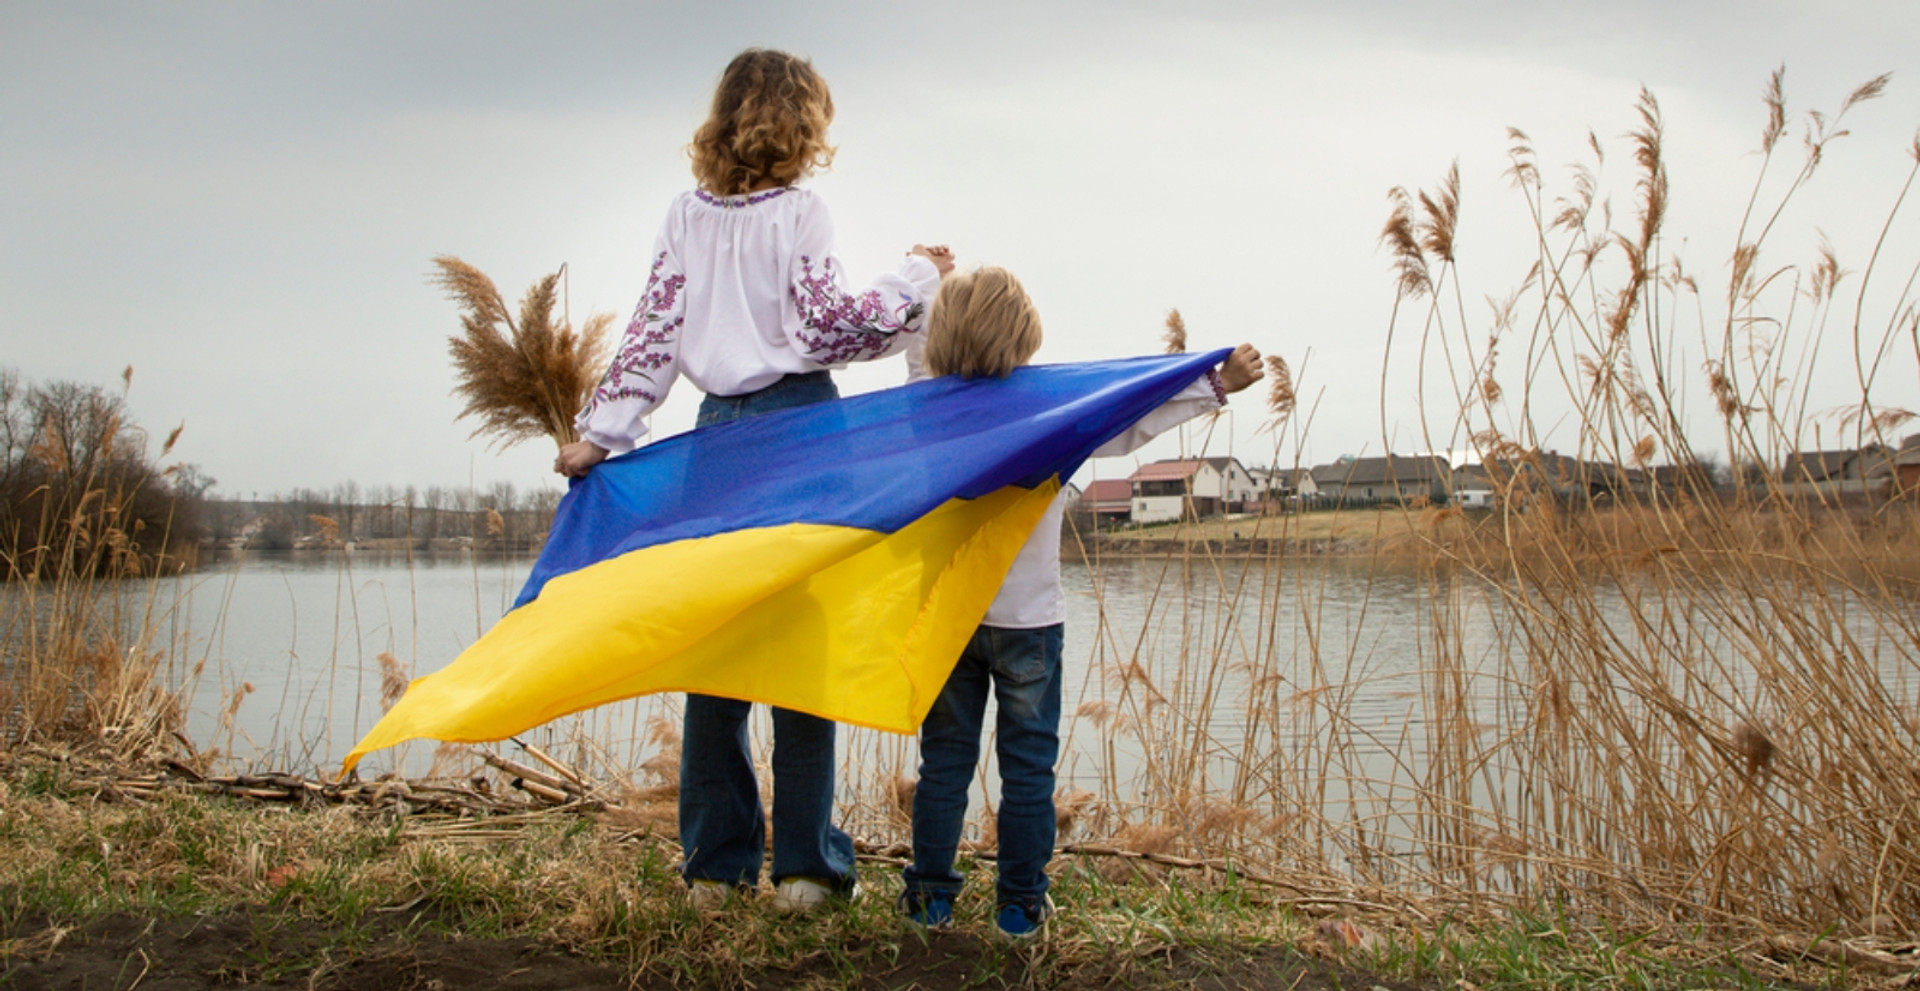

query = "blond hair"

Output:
[[923, 267, 1043, 378], [689, 49, 836, 196]]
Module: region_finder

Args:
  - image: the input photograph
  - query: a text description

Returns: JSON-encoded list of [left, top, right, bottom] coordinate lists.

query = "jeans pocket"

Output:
[[988, 627, 1057, 687]]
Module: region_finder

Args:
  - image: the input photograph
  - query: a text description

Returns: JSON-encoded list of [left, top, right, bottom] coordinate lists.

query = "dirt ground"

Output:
[[0, 911, 1443, 991]]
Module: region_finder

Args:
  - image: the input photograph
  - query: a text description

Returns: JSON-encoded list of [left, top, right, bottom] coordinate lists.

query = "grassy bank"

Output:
[[0, 747, 1866, 990], [1074, 508, 1427, 557]]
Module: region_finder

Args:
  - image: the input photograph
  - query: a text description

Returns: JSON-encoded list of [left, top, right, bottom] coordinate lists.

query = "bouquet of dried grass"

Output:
[[432, 256, 613, 450]]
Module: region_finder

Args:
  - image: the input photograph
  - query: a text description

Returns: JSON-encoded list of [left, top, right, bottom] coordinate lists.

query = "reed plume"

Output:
[[1380, 188, 1431, 298], [376, 652, 408, 713], [1264, 354, 1295, 420], [1163, 308, 1187, 354], [1417, 160, 1460, 263], [433, 257, 613, 451]]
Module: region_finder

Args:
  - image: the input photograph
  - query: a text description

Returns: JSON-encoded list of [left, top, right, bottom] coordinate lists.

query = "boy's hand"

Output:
[[1220, 343, 1264, 394], [911, 244, 956, 277], [554, 440, 608, 478]]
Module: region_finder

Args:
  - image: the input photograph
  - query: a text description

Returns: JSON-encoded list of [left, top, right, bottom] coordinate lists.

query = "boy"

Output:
[[901, 267, 1263, 937]]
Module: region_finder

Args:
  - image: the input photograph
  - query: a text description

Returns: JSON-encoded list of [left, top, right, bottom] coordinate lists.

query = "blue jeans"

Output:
[[903, 623, 1064, 911], [679, 370, 855, 888]]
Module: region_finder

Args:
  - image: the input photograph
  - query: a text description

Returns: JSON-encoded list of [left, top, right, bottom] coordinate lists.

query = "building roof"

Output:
[[1130, 459, 1205, 483], [1127, 456, 1253, 484], [1785, 445, 1890, 483], [1311, 455, 1451, 486], [1080, 479, 1134, 504], [1469, 449, 1632, 492]]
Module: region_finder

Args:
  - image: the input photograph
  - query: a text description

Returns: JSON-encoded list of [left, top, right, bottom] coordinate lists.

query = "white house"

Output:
[[1128, 457, 1259, 523], [1251, 466, 1320, 505], [1456, 488, 1496, 510]]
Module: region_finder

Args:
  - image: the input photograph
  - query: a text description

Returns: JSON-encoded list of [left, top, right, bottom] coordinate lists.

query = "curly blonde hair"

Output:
[[689, 49, 836, 196], [924, 267, 1044, 379]]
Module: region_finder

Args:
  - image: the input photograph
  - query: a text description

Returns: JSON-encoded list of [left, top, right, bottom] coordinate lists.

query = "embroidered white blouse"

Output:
[[576, 186, 941, 454]]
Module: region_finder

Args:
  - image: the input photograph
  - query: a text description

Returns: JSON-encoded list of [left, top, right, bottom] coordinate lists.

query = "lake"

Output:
[[143, 551, 1442, 786], [44, 545, 1920, 858]]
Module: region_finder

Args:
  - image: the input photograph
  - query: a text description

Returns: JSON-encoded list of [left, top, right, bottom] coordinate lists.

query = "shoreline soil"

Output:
[[0, 750, 1857, 991]]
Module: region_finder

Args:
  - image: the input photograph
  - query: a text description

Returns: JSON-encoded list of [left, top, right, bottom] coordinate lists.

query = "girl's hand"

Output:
[[554, 441, 609, 478], [1220, 343, 1264, 394], [911, 244, 955, 277]]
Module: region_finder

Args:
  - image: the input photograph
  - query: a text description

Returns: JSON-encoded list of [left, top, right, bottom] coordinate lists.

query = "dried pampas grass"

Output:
[[433, 256, 613, 451]]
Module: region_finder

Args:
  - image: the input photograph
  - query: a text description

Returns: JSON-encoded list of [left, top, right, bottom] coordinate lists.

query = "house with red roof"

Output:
[[1127, 457, 1258, 523], [1076, 478, 1135, 524]]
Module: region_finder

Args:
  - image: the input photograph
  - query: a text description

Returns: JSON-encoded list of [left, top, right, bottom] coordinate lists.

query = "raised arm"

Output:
[[1093, 344, 1264, 457], [784, 204, 942, 366]]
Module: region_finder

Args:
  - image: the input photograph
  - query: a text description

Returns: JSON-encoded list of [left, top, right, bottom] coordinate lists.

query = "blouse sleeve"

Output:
[[574, 243, 687, 455], [785, 202, 940, 366], [1090, 370, 1228, 458]]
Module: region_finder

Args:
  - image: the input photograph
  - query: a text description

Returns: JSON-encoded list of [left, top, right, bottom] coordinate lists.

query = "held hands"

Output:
[[554, 440, 609, 478], [1220, 343, 1264, 394], [911, 244, 955, 278]]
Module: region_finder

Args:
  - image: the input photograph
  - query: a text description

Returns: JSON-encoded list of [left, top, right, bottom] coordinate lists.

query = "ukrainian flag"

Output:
[[342, 349, 1228, 772]]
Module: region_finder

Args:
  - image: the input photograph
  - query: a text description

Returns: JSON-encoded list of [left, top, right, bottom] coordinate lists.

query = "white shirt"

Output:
[[577, 186, 941, 454], [907, 358, 1226, 629]]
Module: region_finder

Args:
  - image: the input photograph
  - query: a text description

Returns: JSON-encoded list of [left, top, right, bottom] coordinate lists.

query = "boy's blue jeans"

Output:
[[904, 623, 1064, 911], [679, 371, 855, 889]]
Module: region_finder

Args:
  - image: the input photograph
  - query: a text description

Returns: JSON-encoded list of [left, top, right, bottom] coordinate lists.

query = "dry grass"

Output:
[[433, 257, 612, 451], [1, 389, 191, 761], [1093, 508, 1422, 548]]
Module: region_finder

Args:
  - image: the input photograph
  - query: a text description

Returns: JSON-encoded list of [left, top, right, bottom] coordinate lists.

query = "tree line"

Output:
[[0, 368, 210, 577], [1, 367, 565, 577], [204, 481, 559, 551]]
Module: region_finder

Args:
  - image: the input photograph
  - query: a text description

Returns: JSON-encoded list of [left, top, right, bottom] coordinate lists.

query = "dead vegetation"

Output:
[[433, 256, 612, 451]]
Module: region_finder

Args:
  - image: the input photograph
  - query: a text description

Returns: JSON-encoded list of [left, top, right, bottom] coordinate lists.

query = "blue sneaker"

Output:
[[994, 895, 1055, 940], [899, 889, 955, 930]]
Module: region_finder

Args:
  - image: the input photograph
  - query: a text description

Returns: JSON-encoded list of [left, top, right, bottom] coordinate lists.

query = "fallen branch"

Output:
[[479, 752, 579, 798], [512, 738, 598, 795], [1766, 934, 1920, 976]]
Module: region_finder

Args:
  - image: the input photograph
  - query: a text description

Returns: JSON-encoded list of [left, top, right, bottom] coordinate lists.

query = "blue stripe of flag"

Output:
[[518, 349, 1228, 608]]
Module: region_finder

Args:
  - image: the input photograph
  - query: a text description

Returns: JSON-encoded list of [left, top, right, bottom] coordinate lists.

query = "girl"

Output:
[[899, 267, 1262, 937], [555, 48, 952, 913]]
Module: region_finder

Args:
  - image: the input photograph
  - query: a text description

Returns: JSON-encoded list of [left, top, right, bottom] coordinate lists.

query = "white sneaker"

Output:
[[771, 877, 858, 914], [687, 879, 735, 913]]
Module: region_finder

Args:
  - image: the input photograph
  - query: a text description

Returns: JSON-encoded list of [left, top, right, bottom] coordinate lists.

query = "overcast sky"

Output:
[[4, 1, 1917, 500]]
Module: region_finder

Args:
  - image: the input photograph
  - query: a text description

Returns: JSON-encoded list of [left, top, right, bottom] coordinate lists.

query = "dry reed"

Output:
[[433, 256, 612, 450], [1162, 308, 1187, 354], [2, 373, 197, 762]]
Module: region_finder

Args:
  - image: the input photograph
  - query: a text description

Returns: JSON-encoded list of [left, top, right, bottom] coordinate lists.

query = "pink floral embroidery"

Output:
[[1206, 369, 1227, 406], [588, 252, 684, 410], [789, 256, 925, 364]]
